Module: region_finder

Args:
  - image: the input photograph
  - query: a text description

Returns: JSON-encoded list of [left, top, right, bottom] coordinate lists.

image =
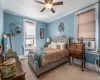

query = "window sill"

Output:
[[85, 50, 99, 55]]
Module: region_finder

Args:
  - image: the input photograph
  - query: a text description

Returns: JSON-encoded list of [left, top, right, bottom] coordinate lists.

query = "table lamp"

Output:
[[47, 38, 50, 43]]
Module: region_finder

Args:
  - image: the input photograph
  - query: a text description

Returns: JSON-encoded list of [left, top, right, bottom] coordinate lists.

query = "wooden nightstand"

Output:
[[69, 43, 86, 71]]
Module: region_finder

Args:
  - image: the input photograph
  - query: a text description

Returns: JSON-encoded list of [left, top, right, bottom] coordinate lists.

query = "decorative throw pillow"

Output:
[[57, 42, 66, 50], [48, 44, 52, 48], [51, 42, 57, 49], [56, 44, 60, 49]]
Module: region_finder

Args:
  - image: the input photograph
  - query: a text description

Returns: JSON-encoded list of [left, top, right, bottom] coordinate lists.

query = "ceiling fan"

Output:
[[34, 0, 63, 13]]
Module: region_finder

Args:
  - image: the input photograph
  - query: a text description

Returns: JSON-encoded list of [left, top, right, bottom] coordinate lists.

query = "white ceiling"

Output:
[[1, 0, 98, 23]]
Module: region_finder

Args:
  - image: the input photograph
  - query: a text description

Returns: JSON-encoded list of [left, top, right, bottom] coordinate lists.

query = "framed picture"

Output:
[[40, 29, 44, 39]]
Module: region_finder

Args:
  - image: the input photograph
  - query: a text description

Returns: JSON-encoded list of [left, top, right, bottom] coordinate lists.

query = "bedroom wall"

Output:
[[4, 13, 24, 56], [36, 22, 47, 48], [47, 7, 99, 64], [0, 1, 4, 44], [4, 12, 47, 55], [47, 13, 75, 38]]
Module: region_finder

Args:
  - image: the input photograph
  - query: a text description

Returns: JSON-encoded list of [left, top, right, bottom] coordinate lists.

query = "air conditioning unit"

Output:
[[83, 40, 95, 50]]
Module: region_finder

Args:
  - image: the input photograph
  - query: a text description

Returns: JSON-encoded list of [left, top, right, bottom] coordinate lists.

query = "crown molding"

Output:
[[48, 0, 99, 23], [4, 10, 48, 24], [2, 0, 99, 24]]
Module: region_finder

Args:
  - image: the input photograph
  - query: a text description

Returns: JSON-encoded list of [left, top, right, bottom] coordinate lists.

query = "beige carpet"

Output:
[[21, 59, 100, 80]]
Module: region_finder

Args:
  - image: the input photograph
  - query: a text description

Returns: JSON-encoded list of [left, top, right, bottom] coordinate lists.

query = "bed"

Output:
[[28, 36, 70, 77]]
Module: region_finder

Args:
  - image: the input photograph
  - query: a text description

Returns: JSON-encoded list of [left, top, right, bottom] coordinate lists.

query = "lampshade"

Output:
[[47, 38, 50, 42]]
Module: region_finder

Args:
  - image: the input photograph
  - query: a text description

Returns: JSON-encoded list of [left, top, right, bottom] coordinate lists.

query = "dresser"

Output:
[[69, 43, 85, 71]]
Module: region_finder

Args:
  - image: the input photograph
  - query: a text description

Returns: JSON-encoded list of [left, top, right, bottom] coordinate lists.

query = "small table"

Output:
[[0, 58, 26, 80], [69, 43, 85, 71], [2, 58, 16, 79]]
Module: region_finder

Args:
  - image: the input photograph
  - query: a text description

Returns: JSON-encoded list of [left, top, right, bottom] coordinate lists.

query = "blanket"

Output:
[[29, 48, 69, 67]]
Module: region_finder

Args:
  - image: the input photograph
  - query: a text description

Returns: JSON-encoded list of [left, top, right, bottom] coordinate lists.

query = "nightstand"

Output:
[[69, 43, 85, 71]]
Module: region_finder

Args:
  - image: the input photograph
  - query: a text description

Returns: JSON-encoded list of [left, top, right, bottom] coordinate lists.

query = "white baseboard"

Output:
[[72, 58, 96, 71]]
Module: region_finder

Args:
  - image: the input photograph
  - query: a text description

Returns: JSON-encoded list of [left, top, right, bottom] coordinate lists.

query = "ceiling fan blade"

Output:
[[50, 8, 55, 13], [53, 1, 63, 6], [34, 0, 44, 4], [40, 7, 46, 12]]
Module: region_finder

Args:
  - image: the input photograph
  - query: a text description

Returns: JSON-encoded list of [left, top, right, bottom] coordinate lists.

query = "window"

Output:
[[24, 20, 36, 47], [77, 9, 96, 50], [77, 9, 95, 39]]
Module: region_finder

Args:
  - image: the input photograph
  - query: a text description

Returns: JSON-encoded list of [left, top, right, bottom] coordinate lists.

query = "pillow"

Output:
[[48, 42, 55, 48], [48, 42, 57, 49], [57, 42, 66, 50], [51, 42, 57, 49], [48, 44, 52, 48], [56, 44, 60, 49], [51, 42, 56, 45]]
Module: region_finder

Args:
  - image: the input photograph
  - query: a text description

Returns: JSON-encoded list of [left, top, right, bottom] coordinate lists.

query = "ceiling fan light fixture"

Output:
[[45, 3, 52, 9]]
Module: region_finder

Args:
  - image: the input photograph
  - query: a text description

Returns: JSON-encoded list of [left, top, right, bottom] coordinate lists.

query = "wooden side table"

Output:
[[2, 58, 16, 79], [0, 58, 26, 80], [5, 59, 26, 80], [69, 43, 86, 71]]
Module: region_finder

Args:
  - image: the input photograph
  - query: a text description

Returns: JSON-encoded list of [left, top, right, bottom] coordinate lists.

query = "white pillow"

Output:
[[57, 42, 66, 50], [48, 44, 52, 48], [51, 42, 57, 49], [48, 42, 55, 48]]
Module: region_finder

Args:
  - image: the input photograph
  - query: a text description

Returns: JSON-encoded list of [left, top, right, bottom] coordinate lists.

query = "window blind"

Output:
[[77, 9, 95, 39], [25, 21, 36, 38], [24, 21, 36, 47]]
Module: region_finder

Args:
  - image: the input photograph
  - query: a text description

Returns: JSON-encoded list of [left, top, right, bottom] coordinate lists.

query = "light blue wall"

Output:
[[4, 13, 24, 55], [0, 1, 4, 44], [36, 22, 47, 48], [47, 13, 75, 39], [47, 11, 99, 64], [4, 12, 47, 55]]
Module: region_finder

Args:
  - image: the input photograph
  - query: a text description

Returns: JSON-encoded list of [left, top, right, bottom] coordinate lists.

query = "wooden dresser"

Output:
[[69, 43, 85, 71]]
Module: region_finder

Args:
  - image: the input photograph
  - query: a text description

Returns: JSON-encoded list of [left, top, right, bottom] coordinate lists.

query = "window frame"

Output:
[[24, 19, 36, 48], [25, 21, 36, 37], [75, 3, 99, 51]]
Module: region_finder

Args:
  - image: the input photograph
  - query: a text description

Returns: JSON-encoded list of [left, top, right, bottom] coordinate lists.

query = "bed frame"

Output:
[[28, 36, 70, 78]]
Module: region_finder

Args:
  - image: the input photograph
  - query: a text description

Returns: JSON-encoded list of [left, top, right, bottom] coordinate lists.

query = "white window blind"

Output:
[[24, 21, 36, 47], [77, 9, 95, 39], [25, 21, 36, 37]]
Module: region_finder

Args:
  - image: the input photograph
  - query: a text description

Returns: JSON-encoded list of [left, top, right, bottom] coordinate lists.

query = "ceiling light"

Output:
[[45, 3, 52, 9]]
